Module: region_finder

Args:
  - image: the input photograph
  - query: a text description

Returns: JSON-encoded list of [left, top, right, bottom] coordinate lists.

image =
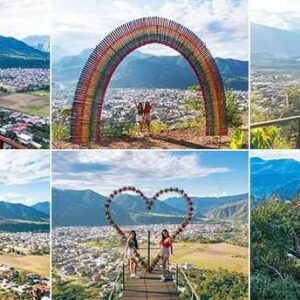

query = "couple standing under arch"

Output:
[[125, 229, 173, 282], [70, 17, 228, 146], [134, 99, 157, 136]]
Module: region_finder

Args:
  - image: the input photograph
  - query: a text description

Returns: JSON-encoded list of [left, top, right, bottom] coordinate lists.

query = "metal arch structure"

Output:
[[71, 17, 228, 145]]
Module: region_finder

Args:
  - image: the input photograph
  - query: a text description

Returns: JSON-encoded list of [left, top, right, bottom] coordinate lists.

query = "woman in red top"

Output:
[[159, 229, 173, 282]]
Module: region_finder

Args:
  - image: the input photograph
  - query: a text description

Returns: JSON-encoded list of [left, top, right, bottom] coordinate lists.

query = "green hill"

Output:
[[0, 35, 49, 68]]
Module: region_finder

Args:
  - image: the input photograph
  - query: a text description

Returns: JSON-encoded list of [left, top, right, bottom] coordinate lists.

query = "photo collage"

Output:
[[0, 0, 299, 299]]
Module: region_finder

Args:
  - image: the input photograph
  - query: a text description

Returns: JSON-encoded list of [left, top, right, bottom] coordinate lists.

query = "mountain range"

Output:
[[0, 201, 48, 221], [52, 188, 248, 227], [0, 35, 49, 68], [206, 200, 248, 223], [0, 201, 49, 232], [251, 157, 300, 204], [22, 35, 49, 53], [53, 48, 248, 91], [31, 201, 50, 215], [251, 23, 300, 63], [0, 189, 248, 230]]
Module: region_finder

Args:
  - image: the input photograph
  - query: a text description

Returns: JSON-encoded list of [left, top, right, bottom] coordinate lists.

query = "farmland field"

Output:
[[85, 240, 248, 275], [0, 254, 49, 277], [171, 242, 248, 274], [0, 91, 49, 117]]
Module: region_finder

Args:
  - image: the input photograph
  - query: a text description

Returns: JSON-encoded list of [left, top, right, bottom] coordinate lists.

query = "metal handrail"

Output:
[[174, 262, 200, 300], [251, 115, 300, 128], [108, 262, 124, 300], [251, 115, 300, 148], [108, 248, 127, 300]]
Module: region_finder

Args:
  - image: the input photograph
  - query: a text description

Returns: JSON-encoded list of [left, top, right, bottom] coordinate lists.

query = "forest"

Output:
[[251, 198, 300, 299]]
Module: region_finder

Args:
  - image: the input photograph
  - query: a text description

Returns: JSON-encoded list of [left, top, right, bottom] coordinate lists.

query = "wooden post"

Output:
[[0, 140, 3, 149], [296, 119, 300, 149], [122, 263, 125, 290], [147, 230, 150, 269], [176, 263, 179, 287]]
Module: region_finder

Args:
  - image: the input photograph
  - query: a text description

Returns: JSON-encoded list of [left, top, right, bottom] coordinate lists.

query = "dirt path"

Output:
[[54, 127, 243, 149]]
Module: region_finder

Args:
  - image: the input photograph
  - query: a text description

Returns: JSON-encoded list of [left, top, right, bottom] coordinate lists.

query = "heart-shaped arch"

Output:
[[104, 186, 193, 272], [71, 17, 228, 145]]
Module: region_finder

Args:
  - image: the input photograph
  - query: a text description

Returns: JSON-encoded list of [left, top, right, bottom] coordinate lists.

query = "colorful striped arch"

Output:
[[71, 17, 228, 145]]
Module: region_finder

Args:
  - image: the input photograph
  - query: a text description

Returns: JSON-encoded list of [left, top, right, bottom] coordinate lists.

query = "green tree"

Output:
[[230, 129, 244, 149], [52, 123, 70, 141], [251, 126, 291, 149], [251, 200, 300, 299], [225, 91, 243, 128]]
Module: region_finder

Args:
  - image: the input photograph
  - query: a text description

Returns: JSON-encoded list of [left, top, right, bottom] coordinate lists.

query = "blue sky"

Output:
[[52, 150, 248, 197], [52, 0, 248, 60], [0, 151, 50, 205]]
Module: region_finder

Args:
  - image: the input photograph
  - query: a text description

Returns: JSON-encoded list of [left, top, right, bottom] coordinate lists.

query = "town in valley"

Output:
[[0, 232, 50, 299], [53, 86, 248, 130], [52, 222, 247, 298], [0, 68, 50, 148]]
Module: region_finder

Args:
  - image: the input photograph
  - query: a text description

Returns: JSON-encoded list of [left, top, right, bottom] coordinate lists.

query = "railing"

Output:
[[0, 134, 26, 149], [108, 230, 200, 300], [251, 115, 300, 148], [174, 262, 200, 300], [108, 263, 125, 300]]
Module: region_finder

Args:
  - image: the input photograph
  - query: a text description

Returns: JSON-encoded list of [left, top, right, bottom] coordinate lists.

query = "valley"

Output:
[[52, 222, 248, 299], [0, 35, 50, 149], [0, 254, 49, 277]]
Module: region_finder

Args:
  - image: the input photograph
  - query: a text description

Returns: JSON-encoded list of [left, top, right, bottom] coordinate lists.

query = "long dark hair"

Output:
[[161, 229, 170, 243], [144, 101, 151, 111], [129, 230, 139, 249], [137, 102, 143, 114]]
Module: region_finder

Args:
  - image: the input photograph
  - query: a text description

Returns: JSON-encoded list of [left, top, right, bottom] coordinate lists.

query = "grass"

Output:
[[171, 242, 248, 275], [0, 91, 49, 117], [0, 254, 50, 277], [28, 89, 49, 97], [83, 239, 120, 249]]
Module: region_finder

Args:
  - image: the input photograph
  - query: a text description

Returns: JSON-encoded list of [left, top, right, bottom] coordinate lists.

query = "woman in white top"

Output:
[[126, 230, 139, 278]]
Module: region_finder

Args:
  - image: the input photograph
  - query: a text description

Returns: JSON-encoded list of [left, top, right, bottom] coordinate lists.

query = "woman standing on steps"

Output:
[[126, 230, 139, 278], [135, 101, 144, 136], [159, 229, 173, 282]]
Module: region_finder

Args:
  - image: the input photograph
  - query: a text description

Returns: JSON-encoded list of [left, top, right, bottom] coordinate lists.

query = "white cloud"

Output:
[[0, 193, 36, 206], [0, 0, 50, 38], [0, 151, 50, 185], [52, 0, 248, 59], [251, 0, 300, 30], [73, 151, 229, 180], [251, 150, 300, 161], [52, 151, 229, 194]]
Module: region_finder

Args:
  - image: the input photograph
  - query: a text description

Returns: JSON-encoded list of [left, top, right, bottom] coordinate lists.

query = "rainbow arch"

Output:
[[71, 17, 228, 145]]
